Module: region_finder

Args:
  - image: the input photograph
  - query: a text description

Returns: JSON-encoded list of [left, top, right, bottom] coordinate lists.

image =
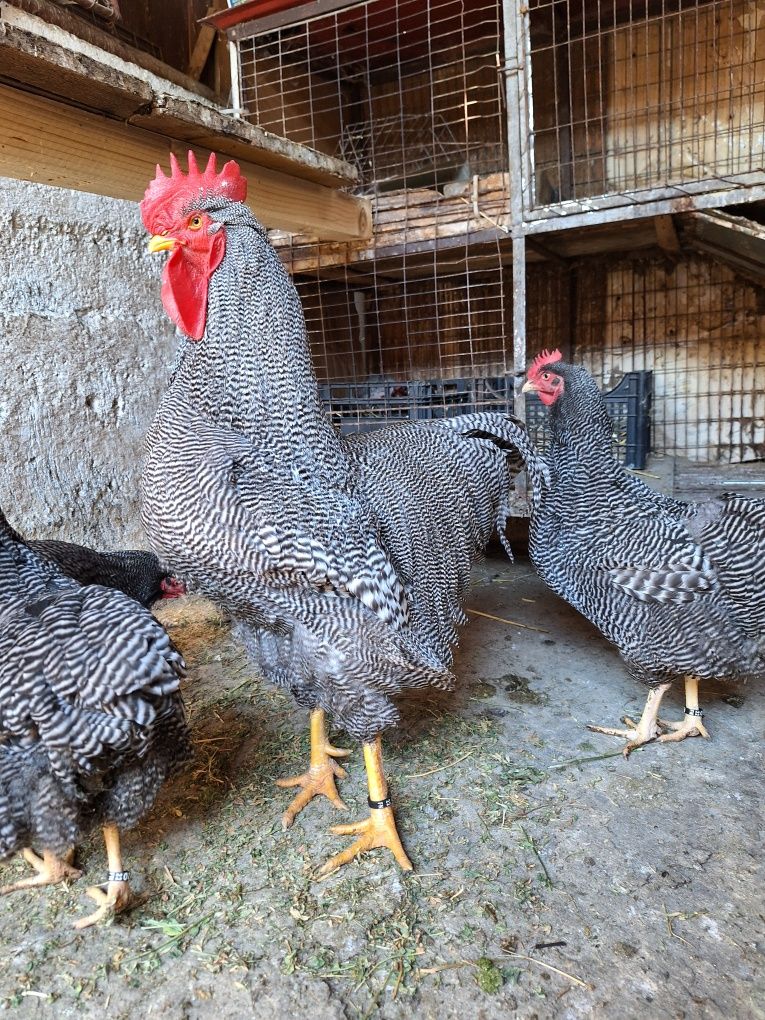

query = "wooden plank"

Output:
[[681, 210, 765, 285], [187, 5, 221, 80], [654, 214, 681, 254], [0, 4, 358, 189], [0, 84, 372, 241]]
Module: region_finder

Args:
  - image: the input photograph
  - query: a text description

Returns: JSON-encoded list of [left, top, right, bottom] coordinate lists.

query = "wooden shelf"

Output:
[[0, 3, 372, 241], [273, 173, 672, 277]]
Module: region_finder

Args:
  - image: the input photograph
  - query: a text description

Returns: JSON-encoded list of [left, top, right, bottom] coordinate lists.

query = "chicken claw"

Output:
[[277, 709, 351, 828], [317, 805, 413, 879], [315, 735, 413, 879], [74, 879, 135, 929], [73, 824, 136, 929], [0, 848, 81, 895], [657, 715, 710, 742], [587, 682, 672, 757]]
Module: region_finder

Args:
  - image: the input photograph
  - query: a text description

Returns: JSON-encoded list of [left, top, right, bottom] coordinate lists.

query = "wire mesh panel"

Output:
[[228, 0, 764, 491], [575, 251, 765, 464], [237, 0, 515, 424], [238, 0, 509, 190], [528, 0, 765, 210]]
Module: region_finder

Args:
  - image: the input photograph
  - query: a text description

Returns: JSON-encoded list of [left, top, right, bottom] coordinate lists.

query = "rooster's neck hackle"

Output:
[[170, 217, 344, 467]]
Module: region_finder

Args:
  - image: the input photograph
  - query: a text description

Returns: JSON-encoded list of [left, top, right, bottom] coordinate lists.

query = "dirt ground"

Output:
[[0, 549, 762, 1019]]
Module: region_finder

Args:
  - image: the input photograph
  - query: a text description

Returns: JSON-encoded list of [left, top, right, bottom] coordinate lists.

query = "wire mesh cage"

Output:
[[239, 0, 515, 424], [225, 0, 765, 502], [527, 0, 765, 212], [238, 0, 509, 190]]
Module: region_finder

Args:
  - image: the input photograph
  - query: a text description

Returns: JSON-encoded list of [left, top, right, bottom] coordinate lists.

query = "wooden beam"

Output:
[[681, 210, 765, 287], [0, 4, 357, 189], [187, 3, 222, 80], [653, 214, 681, 255], [0, 84, 372, 241]]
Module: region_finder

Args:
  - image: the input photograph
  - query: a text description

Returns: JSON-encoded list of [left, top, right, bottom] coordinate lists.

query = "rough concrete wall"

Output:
[[0, 178, 176, 548]]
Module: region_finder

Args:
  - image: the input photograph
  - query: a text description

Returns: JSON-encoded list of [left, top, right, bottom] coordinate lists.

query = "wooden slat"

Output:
[[187, 5, 220, 80], [654, 214, 681, 254], [681, 210, 765, 286], [0, 84, 372, 241], [0, 4, 358, 190]]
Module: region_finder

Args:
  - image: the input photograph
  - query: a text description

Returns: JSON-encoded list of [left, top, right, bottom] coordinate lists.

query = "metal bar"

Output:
[[227, 38, 243, 117], [525, 183, 765, 236], [229, 0, 368, 41], [503, 0, 530, 505], [503, 0, 530, 432]]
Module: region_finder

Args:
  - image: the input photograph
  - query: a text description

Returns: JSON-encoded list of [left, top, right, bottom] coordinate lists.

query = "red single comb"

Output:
[[527, 348, 563, 382], [140, 151, 247, 230]]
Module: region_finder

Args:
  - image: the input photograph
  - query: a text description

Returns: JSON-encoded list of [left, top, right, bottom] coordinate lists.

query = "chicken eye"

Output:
[[542, 372, 550, 380], [188, 214, 203, 231]]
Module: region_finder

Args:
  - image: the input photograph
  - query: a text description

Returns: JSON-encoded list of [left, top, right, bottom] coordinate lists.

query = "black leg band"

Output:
[[684, 707, 704, 718], [368, 796, 392, 810]]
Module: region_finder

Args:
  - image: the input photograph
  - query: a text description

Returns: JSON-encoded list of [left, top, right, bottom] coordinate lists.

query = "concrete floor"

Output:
[[0, 550, 762, 1018]]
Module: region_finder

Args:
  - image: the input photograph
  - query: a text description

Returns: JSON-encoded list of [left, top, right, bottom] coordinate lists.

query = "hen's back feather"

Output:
[[0, 511, 190, 859]]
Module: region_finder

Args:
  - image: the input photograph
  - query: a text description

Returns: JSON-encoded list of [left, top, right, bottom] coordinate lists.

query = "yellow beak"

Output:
[[147, 234, 179, 253], [521, 380, 537, 394]]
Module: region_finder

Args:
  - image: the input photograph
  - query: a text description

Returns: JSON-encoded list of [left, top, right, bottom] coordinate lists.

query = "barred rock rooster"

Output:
[[140, 152, 537, 876], [523, 350, 765, 754], [0, 510, 190, 927], [29, 539, 186, 606]]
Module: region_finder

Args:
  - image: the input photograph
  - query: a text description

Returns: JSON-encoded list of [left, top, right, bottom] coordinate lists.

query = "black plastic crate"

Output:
[[320, 371, 652, 470]]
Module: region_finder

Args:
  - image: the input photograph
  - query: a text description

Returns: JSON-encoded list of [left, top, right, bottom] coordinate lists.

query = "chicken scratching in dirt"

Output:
[[140, 152, 538, 877], [523, 349, 765, 755], [0, 510, 191, 928]]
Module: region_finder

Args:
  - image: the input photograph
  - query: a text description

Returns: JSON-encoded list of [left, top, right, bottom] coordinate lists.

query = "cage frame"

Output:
[[221, 0, 765, 460]]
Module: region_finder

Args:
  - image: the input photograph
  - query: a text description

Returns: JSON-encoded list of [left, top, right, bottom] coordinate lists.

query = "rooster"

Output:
[[0, 510, 191, 927], [522, 349, 765, 754], [139, 152, 538, 876], [29, 538, 186, 606]]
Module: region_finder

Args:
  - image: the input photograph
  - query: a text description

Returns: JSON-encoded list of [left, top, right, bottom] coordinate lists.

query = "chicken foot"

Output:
[[317, 735, 413, 879], [657, 677, 710, 742], [0, 847, 81, 894], [277, 708, 351, 828], [74, 824, 135, 929], [587, 683, 672, 757]]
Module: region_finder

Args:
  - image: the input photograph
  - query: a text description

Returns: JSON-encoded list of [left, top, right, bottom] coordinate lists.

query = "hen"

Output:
[[523, 349, 765, 754], [0, 510, 191, 927], [29, 538, 186, 606], [140, 152, 538, 876]]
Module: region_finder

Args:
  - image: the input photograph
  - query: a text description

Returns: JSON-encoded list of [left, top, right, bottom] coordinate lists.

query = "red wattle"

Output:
[[160, 232, 226, 341]]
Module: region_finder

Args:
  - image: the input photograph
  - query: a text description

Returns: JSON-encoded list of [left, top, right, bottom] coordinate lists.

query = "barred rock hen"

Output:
[[0, 510, 190, 927], [523, 350, 765, 754], [29, 538, 186, 606], [140, 152, 537, 875]]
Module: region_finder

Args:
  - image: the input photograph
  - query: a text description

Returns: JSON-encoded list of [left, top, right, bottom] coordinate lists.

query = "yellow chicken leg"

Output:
[[587, 682, 672, 757], [317, 735, 413, 879], [276, 708, 351, 828], [657, 677, 711, 742], [74, 825, 135, 930], [0, 847, 81, 894]]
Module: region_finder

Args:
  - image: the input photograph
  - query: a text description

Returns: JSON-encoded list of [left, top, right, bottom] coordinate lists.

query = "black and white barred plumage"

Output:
[[29, 539, 175, 607], [142, 195, 536, 741], [0, 510, 190, 862], [526, 361, 765, 691]]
